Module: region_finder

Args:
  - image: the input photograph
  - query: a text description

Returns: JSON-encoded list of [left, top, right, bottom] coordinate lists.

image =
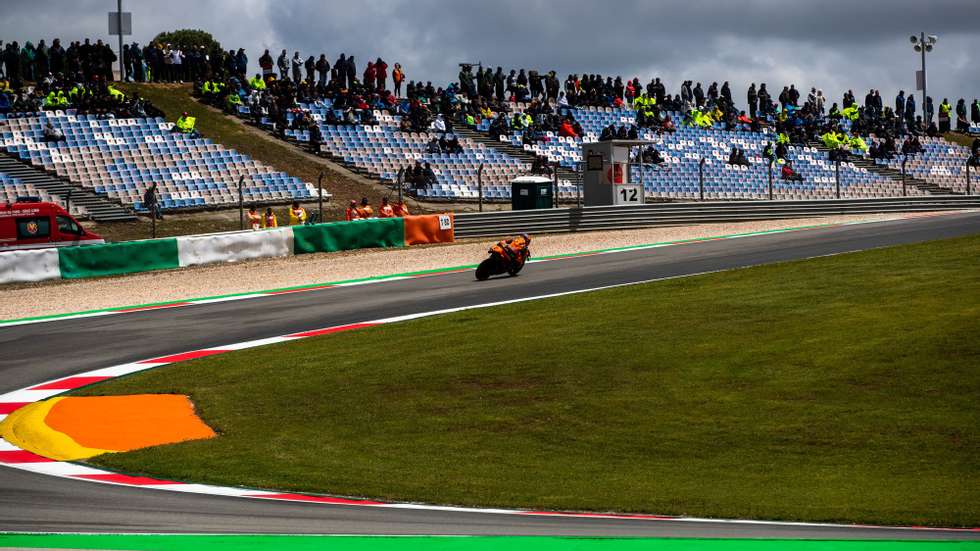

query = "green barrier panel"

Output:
[[293, 218, 405, 255], [58, 238, 181, 279]]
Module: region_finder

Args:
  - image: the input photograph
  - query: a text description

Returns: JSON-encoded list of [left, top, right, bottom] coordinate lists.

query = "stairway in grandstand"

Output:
[[0, 152, 136, 221], [453, 125, 583, 186], [805, 140, 957, 196]]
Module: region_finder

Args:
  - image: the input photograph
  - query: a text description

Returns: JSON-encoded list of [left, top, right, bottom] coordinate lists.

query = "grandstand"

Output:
[[239, 100, 960, 203], [238, 102, 577, 201], [0, 111, 323, 213], [0, 171, 63, 206], [476, 105, 927, 200], [875, 136, 973, 194]]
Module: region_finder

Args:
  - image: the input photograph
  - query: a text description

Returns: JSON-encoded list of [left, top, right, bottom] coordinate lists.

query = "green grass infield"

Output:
[[75, 235, 980, 527]]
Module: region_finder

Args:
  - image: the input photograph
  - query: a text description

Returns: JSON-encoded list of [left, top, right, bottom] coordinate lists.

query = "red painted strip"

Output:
[[0, 402, 29, 414], [286, 323, 379, 338], [30, 376, 111, 390], [74, 473, 184, 485], [267, 284, 336, 295], [251, 492, 384, 505], [520, 511, 676, 520], [115, 302, 192, 313], [0, 450, 55, 463], [138, 349, 228, 364]]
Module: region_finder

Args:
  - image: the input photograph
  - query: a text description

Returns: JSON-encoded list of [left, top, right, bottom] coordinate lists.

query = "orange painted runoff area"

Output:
[[44, 395, 216, 452], [403, 214, 454, 246]]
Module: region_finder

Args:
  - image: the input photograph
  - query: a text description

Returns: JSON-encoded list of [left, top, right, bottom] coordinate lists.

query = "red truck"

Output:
[[0, 199, 104, 251]]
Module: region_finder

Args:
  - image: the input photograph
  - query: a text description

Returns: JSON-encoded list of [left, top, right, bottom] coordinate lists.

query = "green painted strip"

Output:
[[293, 218, 405, 255], [57, 239, 181, 279], [0, 534, 977, 551], [0, 219, 871, 326]]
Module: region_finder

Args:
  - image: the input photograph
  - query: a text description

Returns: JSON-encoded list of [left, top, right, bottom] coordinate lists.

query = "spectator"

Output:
[[305, 55, 316, 83], [422, 163, 437, 187], [345, 199, 360, 221], [247, 205, 262, 230], [392, 200, 410, 217], [378, 196, 395, 218], [42, 120, 64, 142], [375, 58, 388, 92], [356, 196, 374, 218], [316, 54, 329, 87], [955, 98, 969, 133], [288, 201, 307, 225], [291, 51, 302, 82], [781, 160, 803, 182], [939, 98, 951, 133], [393, 62, 404, 96], [259, 49, 273, 77], [276, 49, 288, 80], [263, 207, 278, 228], [143, 183, 162, 220]]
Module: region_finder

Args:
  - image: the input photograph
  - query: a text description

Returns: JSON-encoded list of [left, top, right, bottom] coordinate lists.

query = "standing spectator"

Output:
[[345, 55, 356, 89], [259, 49, 274, 78], [955, 98, 969, 132], [315, 54, 329, 87], [290, 51, 302, 82], [247, 205, 262, 230], [938, 98, 951, 132], [169, 46, 183, 82], [363, 60, 376, 90], [288, 201, 307, 225], [972, 98, 980, 125], [378, 196, 395, 218], [925, 96, 934, 124], [345, 200, 359, 221], [747, 83, 757, 119], [263, 207, 278, 228], [276, 49, 288, 80], [393, 62, 404, 96], [143, 183, 163, 220], [356, 197, 373, 218], [235, 48, 248, 80], [304, 55, 315, 83], [375, 57, 388, 92]]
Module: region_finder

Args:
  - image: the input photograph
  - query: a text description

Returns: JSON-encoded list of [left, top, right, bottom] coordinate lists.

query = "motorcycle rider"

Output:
[[491, 233, 531, 265]]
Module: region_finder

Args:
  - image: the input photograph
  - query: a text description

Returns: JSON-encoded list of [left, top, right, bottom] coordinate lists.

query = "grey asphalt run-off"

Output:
[[1, 211, 979, 538]]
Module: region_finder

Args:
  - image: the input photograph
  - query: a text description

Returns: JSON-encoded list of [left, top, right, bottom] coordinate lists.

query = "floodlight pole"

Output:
[[698, 157, 705, 201], [967, 161, 972, 196], [477, 163, 484, 212], [835, 158, 841, 199], [238, 176, 245, 230], [117, 0, 125, 81], [919, 32, 927, 122], [317, 172, 324, 223], [902, 155, 908, 197], [767, 158, 773, 200]]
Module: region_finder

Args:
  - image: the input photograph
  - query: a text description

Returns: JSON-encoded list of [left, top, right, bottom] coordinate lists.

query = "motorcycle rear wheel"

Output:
[[475, 258, 494, 281]]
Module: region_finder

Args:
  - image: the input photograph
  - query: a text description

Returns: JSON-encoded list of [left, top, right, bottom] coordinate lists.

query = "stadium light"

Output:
[[911, 32, 937, 121]]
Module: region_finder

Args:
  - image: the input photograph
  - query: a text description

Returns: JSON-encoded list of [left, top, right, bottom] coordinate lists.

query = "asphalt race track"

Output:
[[2, 211, 979, 538]]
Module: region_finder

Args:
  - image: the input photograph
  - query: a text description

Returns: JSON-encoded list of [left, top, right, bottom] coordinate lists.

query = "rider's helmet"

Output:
[[519, 232, 530, 243]]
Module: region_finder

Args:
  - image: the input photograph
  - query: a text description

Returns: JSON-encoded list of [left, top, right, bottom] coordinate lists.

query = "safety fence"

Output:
[[453, 196, 980, 238], [0, 214, 454, 285]]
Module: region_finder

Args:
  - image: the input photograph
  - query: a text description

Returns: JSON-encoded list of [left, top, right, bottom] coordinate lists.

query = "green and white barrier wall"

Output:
[[0, 215, 454, 285]]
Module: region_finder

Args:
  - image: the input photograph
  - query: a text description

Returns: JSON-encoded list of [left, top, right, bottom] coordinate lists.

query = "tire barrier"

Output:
[[293, 218, 404, 255], [0, 214, 455, 285]]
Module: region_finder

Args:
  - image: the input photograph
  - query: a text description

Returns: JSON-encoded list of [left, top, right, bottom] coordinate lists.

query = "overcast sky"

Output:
[[4, 0, 979, 110]]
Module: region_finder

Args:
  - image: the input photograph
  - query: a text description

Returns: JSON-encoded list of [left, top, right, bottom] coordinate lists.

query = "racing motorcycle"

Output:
[[475, 236, 531, 281]]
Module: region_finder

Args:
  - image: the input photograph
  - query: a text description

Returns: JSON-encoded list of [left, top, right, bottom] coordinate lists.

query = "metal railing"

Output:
[[453, 196, 980, 238]]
